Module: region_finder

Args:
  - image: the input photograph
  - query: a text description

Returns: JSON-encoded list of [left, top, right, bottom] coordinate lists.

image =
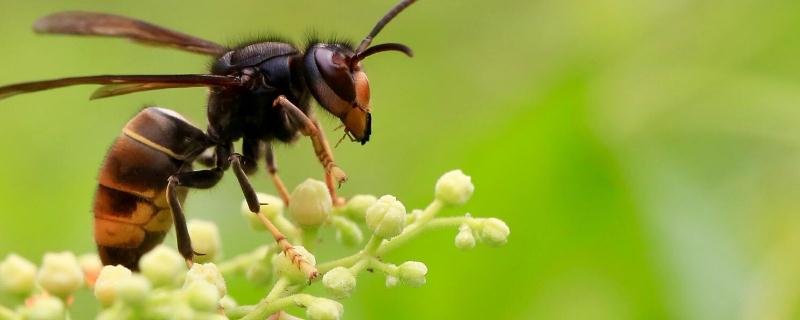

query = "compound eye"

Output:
[[315, 48, 356, 102]]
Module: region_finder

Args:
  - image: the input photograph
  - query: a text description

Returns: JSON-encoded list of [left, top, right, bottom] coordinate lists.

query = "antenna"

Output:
[[355, 0, 417, 54]]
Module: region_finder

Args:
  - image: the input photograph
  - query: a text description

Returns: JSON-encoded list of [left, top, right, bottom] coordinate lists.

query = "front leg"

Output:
[[273, 96, 347, 205]]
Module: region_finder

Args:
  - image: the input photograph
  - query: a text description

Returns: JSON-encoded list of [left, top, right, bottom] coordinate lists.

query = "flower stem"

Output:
[[239, 294, 305, 320], [266, 277, 291, 302], [318, 252, 363, 274]]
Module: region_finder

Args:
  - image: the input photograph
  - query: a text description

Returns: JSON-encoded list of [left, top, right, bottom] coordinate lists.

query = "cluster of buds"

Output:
[[0, 169, 509, 319]]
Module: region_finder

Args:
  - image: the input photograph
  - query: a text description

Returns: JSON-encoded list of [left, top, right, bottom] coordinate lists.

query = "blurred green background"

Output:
[[2, 0, 800, 319]]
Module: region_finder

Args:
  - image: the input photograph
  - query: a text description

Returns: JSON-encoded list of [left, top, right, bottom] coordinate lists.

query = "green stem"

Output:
[[266, 277, 291, 302], [317, 252, 363, 273], [300, 227, 319, 252], [369, 257, 398, 275], [377, 200, 444, 256], [239, 294, 308, 320], [349, 258, 370, 274], [226, 305, 255, 319]]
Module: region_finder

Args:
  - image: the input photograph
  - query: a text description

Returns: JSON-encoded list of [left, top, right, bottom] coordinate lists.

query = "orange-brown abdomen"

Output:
[[93, 107, 207, 270]]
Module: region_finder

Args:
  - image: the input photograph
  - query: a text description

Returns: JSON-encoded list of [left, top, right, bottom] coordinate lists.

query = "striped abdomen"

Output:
[[94, 107, 210, 270]]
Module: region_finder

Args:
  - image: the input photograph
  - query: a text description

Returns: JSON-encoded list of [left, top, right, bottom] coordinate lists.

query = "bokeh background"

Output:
[[2, 0, 800, 319]]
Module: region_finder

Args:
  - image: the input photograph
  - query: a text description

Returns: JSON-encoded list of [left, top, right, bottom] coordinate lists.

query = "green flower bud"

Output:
[[116, 274, 151, 305], [479, 218, 510, 247], [0, 253, 37, 295], [272, 246, 316, 284], [385, 275, 399, 288], [21, 295, 64, 320], [184, 263, 226, 298], [398, 261, 427, 288], [365, 195, 406, 239], [455, 224, 476, 250], [322, 267, 356, 299], [344, 195, 377, 221], [36, 252, 84, 298], [139, 245, 185, 287], [289, 179, 332, 227], [334, 218, 363, 247], [94, 265, 132, 307], [241, 193, 284, 230], [219, 295, 238, 311], [188, 220, 222, 263], [435, 170, 474, 206], [245, 258, 273, 286], [185, 281, 221, 312], [306, 298, 343, 320]]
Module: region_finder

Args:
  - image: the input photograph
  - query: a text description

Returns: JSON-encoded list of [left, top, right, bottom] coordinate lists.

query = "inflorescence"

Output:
[[0, 170, 509, 320]]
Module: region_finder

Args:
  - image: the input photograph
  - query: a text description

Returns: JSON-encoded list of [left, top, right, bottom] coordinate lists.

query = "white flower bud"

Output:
[[36, 252, 84, 298], [435, 170, 474, 205], [334, 219, 363, 247], [21, 295, 64, 320], [78, 253, 102, 287], [186, 280, 221, 312], [322, 267, 356, 299], [455, 224, 476, 250], [184, 263, 226, 298], [139, 245, 185, 287], [0, 254, 37, 295], [398, 261, 427, 288], [306, 298, 343, 320], [385, 275, 399, 288], [188, 220, 222, 263], [241, 193, 284, 230], [272, 246, 316, 284], [289, 179, 332, 227], [116, 274, 151, 305], [344, 195, 377, 220], [480, 218, 510, 247], [365, 195, 406, 239], [94, 265, 132, 307]]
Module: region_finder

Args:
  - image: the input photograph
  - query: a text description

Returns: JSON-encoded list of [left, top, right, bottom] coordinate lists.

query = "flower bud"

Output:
[[272, 246, 316, 284], [480, 218, 510, 247], [385, 275, 399, 288], [245, 258, 273, 285], [435, 170, 474, 205], [334, 219, 363, 247], [455, 224, 476, 250], [322, 267, 356, 299], [186, 280, 221, 312], [188, 220, 222, 263], [21, 295, 64, 320], [289, 179, 332, 227], [139, 245, 185, 287], [94, 265, 132, 307], [184, 263, 226, 298], [306, 298, 343, 320], [116, 274, 151, 305], [344, 195, 377, 220], [78, 253, 102, 287], [0, 253, 37, 295], [398, 261, 427, 288], [219, 295, 238, 311], [37, 252, 84, 298], [365, 195, 406, 239], [241, 193, 284, 230]]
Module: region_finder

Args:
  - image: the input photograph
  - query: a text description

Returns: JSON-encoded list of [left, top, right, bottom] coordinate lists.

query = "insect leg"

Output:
[[273, 95, 318, 136], [272, 95, 347, 205], [265, 142, 291, 205], [166, 168, 224, 266], [229, 152, 318, 280], [309, 119, 347, 206]]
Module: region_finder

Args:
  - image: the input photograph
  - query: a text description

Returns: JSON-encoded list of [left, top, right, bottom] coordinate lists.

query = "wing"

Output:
[[0, 74, 244, 100], [33, 11, 229, 56]]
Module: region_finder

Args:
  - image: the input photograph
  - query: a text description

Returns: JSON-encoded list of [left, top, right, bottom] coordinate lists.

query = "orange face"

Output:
[[304, 44, 373, 144]]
